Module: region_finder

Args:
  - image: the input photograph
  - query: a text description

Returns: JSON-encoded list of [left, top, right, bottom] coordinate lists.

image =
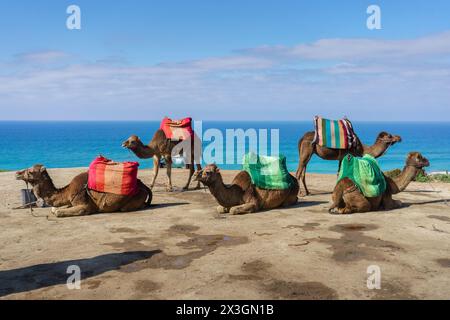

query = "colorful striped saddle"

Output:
[[313, 116, 357, 149], [88, 156, 139, 196], [160, 117, 194, 141]]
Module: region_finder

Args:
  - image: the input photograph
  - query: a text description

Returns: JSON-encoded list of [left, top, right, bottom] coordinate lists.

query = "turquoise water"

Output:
[[0, 121, 449, 173]]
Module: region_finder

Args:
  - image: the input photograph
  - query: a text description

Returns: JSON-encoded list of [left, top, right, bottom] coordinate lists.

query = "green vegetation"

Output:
[[0, 169, 9, 172], [384, 169, 450, 183]]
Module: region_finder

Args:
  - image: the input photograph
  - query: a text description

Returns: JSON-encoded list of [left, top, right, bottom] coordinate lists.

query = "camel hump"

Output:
[[232, 171, 252, 191]]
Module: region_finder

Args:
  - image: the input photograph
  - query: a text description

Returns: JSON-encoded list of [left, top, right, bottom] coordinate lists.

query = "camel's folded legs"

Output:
[[340, 188, 371, 214], [52, 205, 92, 218], [217, 206, 230, 214], [229, 203, 258, 215], [381, 193, 402, 210]]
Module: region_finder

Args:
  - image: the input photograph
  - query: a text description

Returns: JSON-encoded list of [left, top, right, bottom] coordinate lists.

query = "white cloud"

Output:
[[14, 50, 70, 64], [1, 31, 450, 120]]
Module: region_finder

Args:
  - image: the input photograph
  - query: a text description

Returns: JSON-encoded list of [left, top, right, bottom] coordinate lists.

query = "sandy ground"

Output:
[[0, 167, 449, 300]]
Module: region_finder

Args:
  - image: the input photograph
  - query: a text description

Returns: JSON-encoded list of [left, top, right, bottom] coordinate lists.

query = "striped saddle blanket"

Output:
[[160, 117, 194, 141], [88, 156, 139, 196], [313, 116, 357, 149]]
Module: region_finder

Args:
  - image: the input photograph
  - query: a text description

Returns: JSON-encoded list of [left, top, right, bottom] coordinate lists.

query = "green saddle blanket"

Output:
[[338, 154, 386, 197], [243, 153, 296, 190]]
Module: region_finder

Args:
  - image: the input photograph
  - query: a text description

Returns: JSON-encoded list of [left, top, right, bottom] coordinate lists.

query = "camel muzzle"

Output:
[[193, 170, 204, 181], [15, 170, 26, 180]]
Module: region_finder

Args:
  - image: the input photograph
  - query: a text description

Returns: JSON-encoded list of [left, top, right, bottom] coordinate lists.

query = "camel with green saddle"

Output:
[[194, 154, 299, 215], [296, 131, 402, 196], [329, 152, 429, 214]]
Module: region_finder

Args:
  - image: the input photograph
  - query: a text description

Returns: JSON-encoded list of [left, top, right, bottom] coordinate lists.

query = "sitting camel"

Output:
[[296, 131, 402, 195], [122, 131, 202, 191], [16, 165, 152, 218], [329, 152, 429, 214], [194, 164, 299, 215]]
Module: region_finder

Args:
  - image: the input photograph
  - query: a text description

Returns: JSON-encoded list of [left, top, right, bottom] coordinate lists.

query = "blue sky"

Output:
[[1, 0, 450, 120]]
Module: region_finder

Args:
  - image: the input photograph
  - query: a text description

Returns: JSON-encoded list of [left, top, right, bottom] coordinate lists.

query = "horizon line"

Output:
[[1, 119, 450, 123]]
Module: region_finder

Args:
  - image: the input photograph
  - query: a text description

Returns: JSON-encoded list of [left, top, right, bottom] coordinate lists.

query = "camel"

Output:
[[329, 152, 429, 214], [122, 130, 202, 191], [296, 131, 402, 195], [15, 164, 152, 218], [193, 164, 299, 215]]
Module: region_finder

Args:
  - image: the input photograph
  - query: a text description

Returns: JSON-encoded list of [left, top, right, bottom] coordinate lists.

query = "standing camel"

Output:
[[296, 131, 401, 195], [329, 152, 429, 214], [122, 130, 202, 191], [194, 164, 299, 215], [16, 165, 152, 218]]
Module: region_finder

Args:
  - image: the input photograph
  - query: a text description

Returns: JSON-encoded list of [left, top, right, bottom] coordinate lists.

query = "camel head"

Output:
[[16, 164, 47, 185], [376, 132, 402, 145], [122, 135, 143, 151], [405, 152, 430, 169], [193, 164, 221, 186]]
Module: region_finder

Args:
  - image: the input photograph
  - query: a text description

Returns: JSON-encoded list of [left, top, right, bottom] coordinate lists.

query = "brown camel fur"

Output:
[[122, 130, 202, 191], [16, 164, 152, 218], [329, 152, 429, 214], [296, 131, 402, 195], [194, 164, 299, 215]]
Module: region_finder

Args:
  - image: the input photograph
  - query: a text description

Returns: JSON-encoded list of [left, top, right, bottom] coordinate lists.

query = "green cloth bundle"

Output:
[[338, 154, 387, 197], [243, 153, 296, 190]]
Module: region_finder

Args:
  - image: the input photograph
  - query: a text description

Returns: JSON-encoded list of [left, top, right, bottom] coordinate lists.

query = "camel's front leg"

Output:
[[52, 205, 93, 218], [150, 156, 160, 189], [182, 164, 195, 191], [229, 203, 258, 215]]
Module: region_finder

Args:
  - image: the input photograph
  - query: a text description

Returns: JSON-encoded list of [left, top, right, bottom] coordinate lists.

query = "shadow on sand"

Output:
[[403, 199, 450, 207], [150, 202, 190, 209], [294, 201, 329, 209], [0, 250, 160, 297]]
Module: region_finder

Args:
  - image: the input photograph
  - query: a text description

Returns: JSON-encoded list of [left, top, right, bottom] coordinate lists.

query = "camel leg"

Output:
[[194, 164, 202, 189], [298, 152, 313, 196], [217, 206, 230, 214], [342, 189, 371, 214], [52, 205, 93, 218], [165, 156, 173, 192], [329, 178, 371, 214], [382, 193, 403, 210], [182, 152, 196, 191], [296, 140, 314, 196], [229, 203, 258, 215], [150, 156, 160, 189]]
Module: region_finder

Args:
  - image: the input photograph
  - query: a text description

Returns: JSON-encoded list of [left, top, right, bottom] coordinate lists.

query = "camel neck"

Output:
[[206, 175, 240, 208], [391, 165, 420, 194], [31, 173, 60, 203], [133, 143, 156, 159], [363, 140, 390, 158]]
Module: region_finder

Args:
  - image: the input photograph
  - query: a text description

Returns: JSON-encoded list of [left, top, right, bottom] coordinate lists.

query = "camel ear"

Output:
[[40, 166, 47, 173]]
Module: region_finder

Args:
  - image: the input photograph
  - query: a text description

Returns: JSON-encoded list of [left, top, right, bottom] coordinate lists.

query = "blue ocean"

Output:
[[0, 121, 449, 174]]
